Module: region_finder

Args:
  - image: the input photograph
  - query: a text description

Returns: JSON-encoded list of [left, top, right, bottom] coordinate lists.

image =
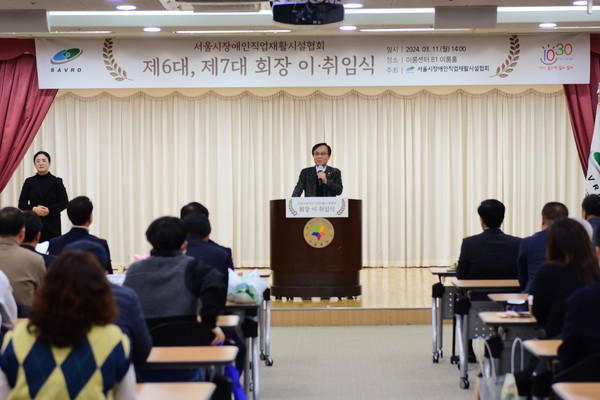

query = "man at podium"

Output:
[[291, 143, 343, 197]]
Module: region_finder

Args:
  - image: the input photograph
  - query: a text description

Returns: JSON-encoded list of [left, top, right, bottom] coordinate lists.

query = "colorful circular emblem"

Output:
[[303, 218, 334, 248], [51, 48, 83, 64]]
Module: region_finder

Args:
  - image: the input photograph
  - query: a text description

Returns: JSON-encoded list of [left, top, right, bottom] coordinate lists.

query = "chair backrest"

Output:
[[148, 318, 214, 347], [553, 353, 600, 383]]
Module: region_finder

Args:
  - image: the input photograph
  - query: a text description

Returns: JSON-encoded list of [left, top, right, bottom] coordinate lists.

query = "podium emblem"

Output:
[[303, 217, 335, 248]]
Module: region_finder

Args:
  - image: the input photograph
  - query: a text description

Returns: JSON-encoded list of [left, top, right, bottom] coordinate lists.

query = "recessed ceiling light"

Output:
[[344, 3, 363, 9], [538, 22, 557, 28], [572, 1, 588, 5], [143, 27, 161, 32], [339, 25, 357, 31], [116, 5, 137, 11]]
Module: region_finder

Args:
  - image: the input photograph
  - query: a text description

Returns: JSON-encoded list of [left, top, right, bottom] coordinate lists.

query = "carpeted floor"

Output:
[[259, 324, 476, 400]]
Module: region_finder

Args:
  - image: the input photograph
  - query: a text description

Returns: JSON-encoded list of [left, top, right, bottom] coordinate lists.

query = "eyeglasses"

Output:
[[313, 152, 329, 157]]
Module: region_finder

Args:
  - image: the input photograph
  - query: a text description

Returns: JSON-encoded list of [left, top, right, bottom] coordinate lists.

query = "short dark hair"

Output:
[[477, 199, 505, 229], [547, 218, 600, 285], [181, 212, 211, 238], [28, 250, 117, 347], [180, 202, 209, 219], [312, 143, 331, 155], [541, 202, 569, 223], [33, 151, 51, 164], [22, 210, 43, 243], [67, 196, 93, 225], [0, 207, 25, 236], [146, 216, 187, 251], [582, 194, 600, 217]]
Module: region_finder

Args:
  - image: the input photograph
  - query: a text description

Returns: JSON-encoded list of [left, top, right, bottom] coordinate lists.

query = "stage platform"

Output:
[[261, 267, 440, 327]]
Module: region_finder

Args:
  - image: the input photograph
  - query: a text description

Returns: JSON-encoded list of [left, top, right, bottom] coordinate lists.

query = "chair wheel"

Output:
[[433, 353, 439, 363], [265, 358, 273, 366], [450, 355, 459, 364], [260, 353, 265, 360], [460, 378, 470, 389]]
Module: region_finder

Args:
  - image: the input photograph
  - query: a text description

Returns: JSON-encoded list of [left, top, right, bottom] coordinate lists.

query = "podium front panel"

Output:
[[269, 199, 362, 298]]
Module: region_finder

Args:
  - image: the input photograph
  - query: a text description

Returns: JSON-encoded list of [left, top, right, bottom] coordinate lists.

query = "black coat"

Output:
[[18, 173, 68, 242]]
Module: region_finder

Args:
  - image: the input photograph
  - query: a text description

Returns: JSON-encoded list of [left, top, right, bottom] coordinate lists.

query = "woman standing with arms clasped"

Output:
[[18, 151, 68, 242]]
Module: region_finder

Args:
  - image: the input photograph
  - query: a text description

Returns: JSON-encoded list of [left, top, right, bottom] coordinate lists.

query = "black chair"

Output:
[[144, 318, 232, 400], [553, 353, 600, 383], [148, 318, 214, 346]]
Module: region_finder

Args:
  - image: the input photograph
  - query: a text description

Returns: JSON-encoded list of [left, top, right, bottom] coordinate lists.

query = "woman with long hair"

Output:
[[0, 251, 134, 399], [531, 217, 600, 338]]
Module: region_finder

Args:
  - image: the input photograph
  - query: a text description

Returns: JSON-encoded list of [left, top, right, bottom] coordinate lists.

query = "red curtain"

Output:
[[564, 35, 600, 174], [0, 39, 57, 193]]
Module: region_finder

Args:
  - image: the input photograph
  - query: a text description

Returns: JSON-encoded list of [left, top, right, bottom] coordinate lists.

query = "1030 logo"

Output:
[[540, 43, 573, 65]]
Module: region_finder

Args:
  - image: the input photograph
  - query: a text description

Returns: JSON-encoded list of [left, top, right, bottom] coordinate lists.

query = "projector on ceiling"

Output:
[[272, 0, 344, 25]]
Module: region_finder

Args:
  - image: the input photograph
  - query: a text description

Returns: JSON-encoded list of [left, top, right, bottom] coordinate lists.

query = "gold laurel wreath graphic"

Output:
[[288, 199, 298, 216], [491, 35, 520, 78], [103, 39, 132, 82], [336, 198, 346, 216]]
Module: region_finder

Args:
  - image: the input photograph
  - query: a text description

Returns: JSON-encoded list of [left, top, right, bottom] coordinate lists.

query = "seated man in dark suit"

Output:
[[517, 202, 568, 293], [181, 212, 230, 300], [558, 280, 600, 370], [48, 196, 113, 273], [20, 211, 56, 268], [180, 202, 234, 270], [62, 239, 152, 368], [456, 199, 521, 280], [181, 212, 247, 372]]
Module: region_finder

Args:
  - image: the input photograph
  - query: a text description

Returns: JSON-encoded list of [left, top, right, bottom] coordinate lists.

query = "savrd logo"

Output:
[[49, 48, 84, 73], [50, 48, 83, 64], [540, 43, 573, 65]]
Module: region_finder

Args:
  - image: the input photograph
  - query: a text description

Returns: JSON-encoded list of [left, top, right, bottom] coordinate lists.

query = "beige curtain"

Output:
[[0, 86, 584, 268]]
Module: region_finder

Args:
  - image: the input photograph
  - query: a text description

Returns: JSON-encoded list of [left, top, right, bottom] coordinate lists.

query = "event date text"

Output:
[[404, 45, 467, 53]]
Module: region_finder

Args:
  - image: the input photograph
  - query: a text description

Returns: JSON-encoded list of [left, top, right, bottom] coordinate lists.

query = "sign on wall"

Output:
[[35, 34, 589, 88]]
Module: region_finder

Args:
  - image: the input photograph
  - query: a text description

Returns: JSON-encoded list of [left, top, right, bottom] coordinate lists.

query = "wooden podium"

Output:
[[269, 199, 362, 298]]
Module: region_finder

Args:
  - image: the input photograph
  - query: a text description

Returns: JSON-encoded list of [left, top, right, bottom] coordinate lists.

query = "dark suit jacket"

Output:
[[48, 227, 113, 273], [291, 166, 343, 197], [186, 236, 230, 304], [558, 280, 600, 369], [208, 239, 234, 270], [111, 283, 152, 367], [456, 228, 521, 280], [20, 245, 56, 268], [18, 173, 68, 242], [516, 229, 547, 293]]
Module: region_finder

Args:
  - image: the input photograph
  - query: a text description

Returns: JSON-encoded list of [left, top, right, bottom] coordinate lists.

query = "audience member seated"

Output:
[[124, 216, 225, 336], [62, 240, 152, 368], [558, 279, 600, 370], [0, 270, 17, 334], [456, 199, 521, 280], [20, 211, 56, 268], [180, 202, 234, 270], [0, 251, 134, 399], [0, 207, 45, 314], [581, 193, 600, 247], [123, 217, 226, 381], [517, 202, 568, 293], [531, 218, 600, 339], [48, 196, 113, 273], [181, 212, 247, 372], [181, 212, 229, 300]]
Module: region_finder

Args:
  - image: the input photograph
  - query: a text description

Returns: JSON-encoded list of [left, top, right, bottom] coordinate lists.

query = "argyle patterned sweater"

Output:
[[0, 323, 130, 399]]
